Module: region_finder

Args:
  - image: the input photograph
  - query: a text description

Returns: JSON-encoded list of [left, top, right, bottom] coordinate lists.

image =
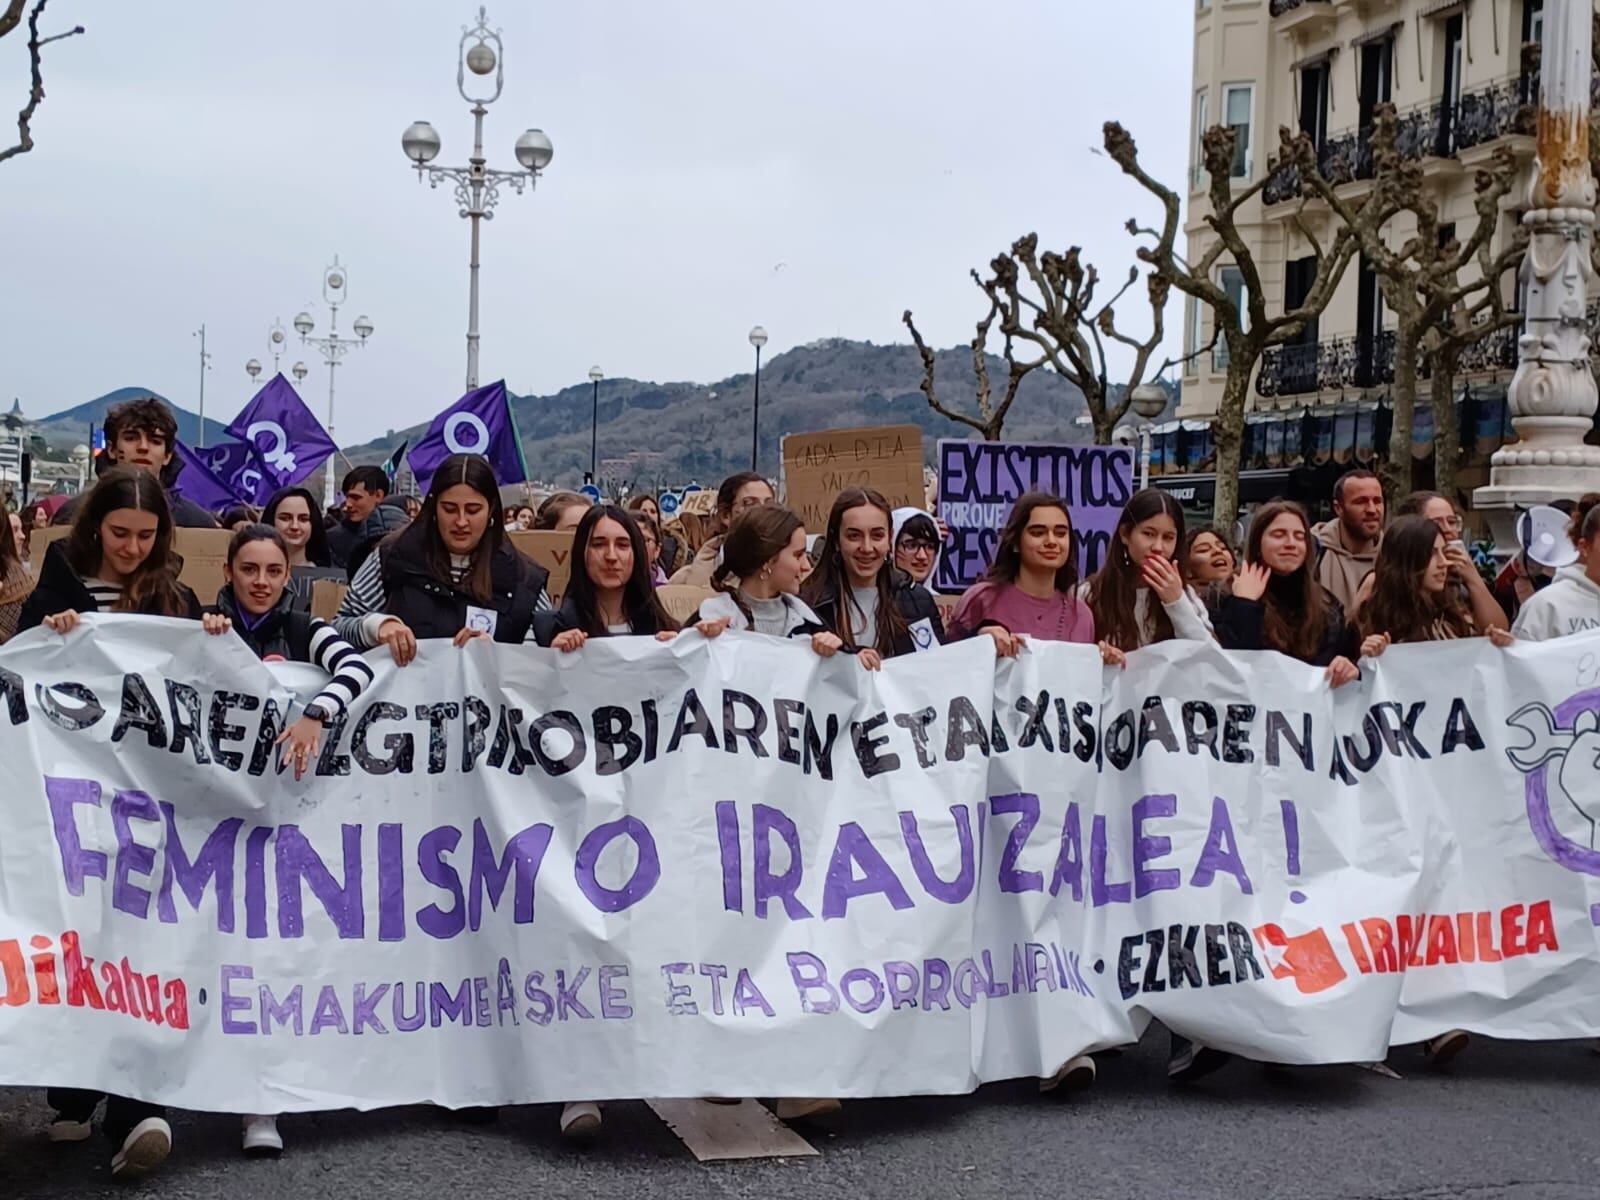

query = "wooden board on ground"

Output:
[[645, 1099, 819, 1162], [508, 530, 573, 606], [781, 424, 924, 533], [31, 525, 233, 605], [657, 584, 713, 625]]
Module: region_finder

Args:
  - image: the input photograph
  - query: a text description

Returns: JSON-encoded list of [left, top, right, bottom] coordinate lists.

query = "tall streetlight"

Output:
[[1118, 382, 1170, 491], [193, 325, 211, 447], [748, 325, 768, 472], [587, 365, 603, 484], [401, 7, 554, 391], [295, 257, 375, 506]]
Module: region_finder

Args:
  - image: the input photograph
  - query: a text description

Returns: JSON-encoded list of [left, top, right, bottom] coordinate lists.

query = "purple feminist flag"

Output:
[[408, 380, 526, 491], [172, 440, 254, 511], [225, 374, 336, 498]]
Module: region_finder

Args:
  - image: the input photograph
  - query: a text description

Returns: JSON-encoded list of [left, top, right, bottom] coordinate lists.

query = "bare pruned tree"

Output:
[[1, 0, 84, 167], [903, 229, 1172, 445], [1106, 112, 1415, 529], [1292, 110, 1525, 500]]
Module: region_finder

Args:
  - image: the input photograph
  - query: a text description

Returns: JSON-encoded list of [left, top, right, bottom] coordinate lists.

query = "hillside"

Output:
[[344, 338, 1099, 486], [33, 387, 231, 449]]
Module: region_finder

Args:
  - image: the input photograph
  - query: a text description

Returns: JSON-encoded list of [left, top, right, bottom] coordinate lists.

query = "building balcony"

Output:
[[1269, 0, 1336, 35], [1263, 76, 1536, 207], [1255, 304, 1600, 401]]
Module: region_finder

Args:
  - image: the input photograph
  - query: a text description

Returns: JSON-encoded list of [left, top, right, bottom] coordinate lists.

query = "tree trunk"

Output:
[[1379, 327, 1419, 502], [1211, 338, 1256, 534], [1431, 344, 1462, 503]]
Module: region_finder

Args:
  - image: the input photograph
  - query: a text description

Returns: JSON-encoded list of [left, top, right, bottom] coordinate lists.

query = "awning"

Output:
[[1351, 21, 1403, 46], [1292, 48, 1337, 70], [1417, 0, 1467, 17]]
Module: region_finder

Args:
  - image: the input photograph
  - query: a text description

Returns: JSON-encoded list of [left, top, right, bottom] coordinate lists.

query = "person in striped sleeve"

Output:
[[202, 524, 376, 1157]]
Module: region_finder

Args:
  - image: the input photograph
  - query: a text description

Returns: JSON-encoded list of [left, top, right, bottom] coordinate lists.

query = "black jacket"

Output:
[[806, 570, 945, 658], [379, 533, 548, 643], [531, 594, 674, 647], [18, 541, 202, 632], [211, 586, 316, 663], [328, 502, 411, 572], [51, 486, 218, 530], [1209, 583, 1358, 667]]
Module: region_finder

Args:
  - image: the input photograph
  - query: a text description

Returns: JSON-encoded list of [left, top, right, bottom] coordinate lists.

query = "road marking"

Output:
[[645, 1099, 820, 1162]]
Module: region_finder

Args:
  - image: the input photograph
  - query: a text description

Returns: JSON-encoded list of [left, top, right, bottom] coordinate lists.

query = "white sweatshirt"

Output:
[[1077, 580, 1215, 647], [1511, 565, 1600, 641]]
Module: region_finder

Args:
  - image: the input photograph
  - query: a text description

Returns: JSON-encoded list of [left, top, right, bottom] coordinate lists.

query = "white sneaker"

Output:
[[48, 1118, 93, 1143], [242, 1114, 283, 1157], [111, 1116, 172, 1179], [774, 1097, 842, 1121], [559, 1101, 602, 1140], [1039, 1054, 1097, 1093]]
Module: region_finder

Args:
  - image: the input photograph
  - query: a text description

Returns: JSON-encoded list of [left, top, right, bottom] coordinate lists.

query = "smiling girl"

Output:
[[802, 487, 944, 664], [535, 504, 677, 648]]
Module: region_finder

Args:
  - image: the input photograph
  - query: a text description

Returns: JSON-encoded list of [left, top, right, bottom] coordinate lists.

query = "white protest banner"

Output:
[[933, 440, 1133, 592], [0, 618, 1598, 1111]]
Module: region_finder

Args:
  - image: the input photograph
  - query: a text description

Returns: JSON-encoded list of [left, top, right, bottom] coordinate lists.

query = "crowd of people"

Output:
[[2, 394, 1599, 1177]]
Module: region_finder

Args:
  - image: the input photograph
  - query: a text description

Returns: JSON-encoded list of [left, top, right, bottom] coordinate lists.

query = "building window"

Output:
[[1192, 88, 1209, 189], [1520, 1, 1543, 102], [1358, 37, 1393, 131], [1223, 84, 1253, 178], [1214, 265, 1247, 370], [1300, 63, 1328, 150], [1186, 297, 1203, 375], [1437, 14, 1464, 154]]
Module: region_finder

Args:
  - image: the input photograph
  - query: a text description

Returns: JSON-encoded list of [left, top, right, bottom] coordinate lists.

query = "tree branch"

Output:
[[0, 0, 84, 167]]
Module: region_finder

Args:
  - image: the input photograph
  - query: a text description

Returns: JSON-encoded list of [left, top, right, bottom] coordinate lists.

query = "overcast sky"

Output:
[[0, 1, 1190, 444]]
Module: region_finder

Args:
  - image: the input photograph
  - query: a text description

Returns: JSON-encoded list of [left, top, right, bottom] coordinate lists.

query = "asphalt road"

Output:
[[3, 1031, 1598, 1199]]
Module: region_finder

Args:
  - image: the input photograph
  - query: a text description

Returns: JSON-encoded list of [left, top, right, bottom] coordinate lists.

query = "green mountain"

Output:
[[347, 338, 1098, 487], [31, 387, 232, 449]]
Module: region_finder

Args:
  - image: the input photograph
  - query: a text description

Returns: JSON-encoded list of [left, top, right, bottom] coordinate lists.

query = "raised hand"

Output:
[[1232, 562, 1272, 603], [1326, 656, 1359, 689], [1359, 633, 1390, 659], [1140, 555, 1185, 605]]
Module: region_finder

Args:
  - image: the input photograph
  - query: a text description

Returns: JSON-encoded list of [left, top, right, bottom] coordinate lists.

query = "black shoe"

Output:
[[1169, 1036, 1233, 1082]]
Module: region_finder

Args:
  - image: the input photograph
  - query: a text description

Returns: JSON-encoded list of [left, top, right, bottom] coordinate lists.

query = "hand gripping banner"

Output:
[[0, 617, 1597, 1111]]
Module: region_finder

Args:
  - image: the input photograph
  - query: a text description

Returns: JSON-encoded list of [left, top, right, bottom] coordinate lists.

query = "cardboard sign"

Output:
[[678, 490, 718, 517], [932, 440, 1134, 593], [781, 424, 924, 534], [509, 529, 574, 606], [30, 525, 234, 606], [657, 584, 714, 626], [310, 579, 348, 622]]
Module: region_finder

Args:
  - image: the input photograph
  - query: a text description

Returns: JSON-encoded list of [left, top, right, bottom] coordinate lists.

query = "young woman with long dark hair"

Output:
[[670, 471, 775, 587], [1210, 501, 1359, 686], [0, 496, 35, 642], [19, 468, 200, 1179], [1357, 515, 1516, 653], [1354, 513, 1512, 1069], [1082, 489, 1213, 651], [1181, 526, 1235, 589], [535, 504, 678, 650], [263, 485, 333, 569], [334, 454, 550, 664], [202, 525, 376, 1156], [802, 487, 944, 662], [19, 467, 201, 635], [946, 491, 1125, 667]]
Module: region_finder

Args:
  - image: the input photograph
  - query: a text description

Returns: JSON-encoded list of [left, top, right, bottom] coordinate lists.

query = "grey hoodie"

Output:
[[1511, 564, 1600, 641]]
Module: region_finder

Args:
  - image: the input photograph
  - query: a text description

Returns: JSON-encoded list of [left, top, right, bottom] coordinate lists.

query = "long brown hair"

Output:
[[567, 504, 677, 636], [1085, 488, 1185, 650], [983, 491, 1078, 592], [801, 487, 909, 656], [712, 504, 803, 624], [1358, 514, 1472, 643], [66, 466, 189, 615], [390, 454, 504, 602], [1243, 500, 1331, 661]]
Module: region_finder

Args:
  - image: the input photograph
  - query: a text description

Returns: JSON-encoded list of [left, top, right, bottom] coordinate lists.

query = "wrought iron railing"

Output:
[[1269, 0, 1328, 16], [1263, 77, 1535, 204], [1257, 332, 1396, 398]]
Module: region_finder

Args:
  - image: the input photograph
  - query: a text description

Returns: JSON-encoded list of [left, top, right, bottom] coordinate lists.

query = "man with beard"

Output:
[[1312, 469, 1384, 614]]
